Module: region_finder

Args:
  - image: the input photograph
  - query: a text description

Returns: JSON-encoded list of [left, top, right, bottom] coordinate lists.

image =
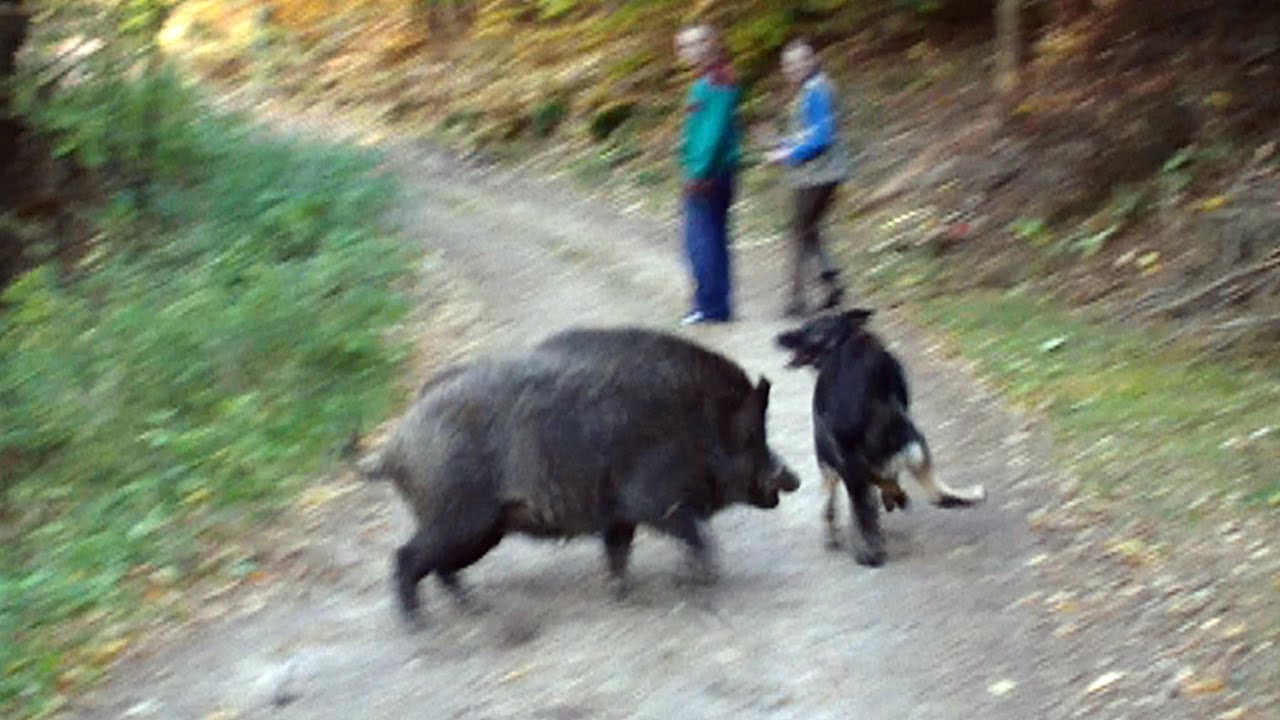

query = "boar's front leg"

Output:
[[602, 521, 636, 599], [658, 506, 717, 586]]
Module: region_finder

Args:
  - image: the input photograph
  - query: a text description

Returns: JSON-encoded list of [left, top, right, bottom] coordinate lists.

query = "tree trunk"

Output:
[[2, 2, 30, 186], [995, 0, 1021, 116], [2, 2, 28, 286], [1053, 0, 1089, 27], [0, 1, 24, 76]]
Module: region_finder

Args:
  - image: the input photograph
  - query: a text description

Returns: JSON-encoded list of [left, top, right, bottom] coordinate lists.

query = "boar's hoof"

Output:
[[680, 554, 719, 587], [393, 599, 428, 633], [853, 542, 886, 568], [609, 576, 634, 602], [438, 574, 490, 615]]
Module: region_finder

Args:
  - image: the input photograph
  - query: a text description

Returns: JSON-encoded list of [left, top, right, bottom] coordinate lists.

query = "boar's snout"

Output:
[[776, 463, 801, 493], [750, 454, 801, 509]]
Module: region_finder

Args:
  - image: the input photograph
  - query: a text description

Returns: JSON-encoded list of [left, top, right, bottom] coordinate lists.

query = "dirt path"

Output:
[[71, 113, 1094, 720]]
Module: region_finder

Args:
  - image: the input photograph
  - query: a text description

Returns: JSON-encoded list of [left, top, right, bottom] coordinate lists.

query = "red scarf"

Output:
[[704, 57, 736, 87]]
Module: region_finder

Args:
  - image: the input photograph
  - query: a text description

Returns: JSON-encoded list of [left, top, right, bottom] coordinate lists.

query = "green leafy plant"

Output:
[[1, 68, 414, 718]]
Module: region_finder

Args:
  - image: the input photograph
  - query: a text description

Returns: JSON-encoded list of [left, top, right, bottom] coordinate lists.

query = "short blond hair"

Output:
[[782, 39, 816, 67]]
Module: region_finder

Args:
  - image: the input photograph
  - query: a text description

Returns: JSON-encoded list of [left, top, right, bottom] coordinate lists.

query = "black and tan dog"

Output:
[[776, 309, 985, 566]]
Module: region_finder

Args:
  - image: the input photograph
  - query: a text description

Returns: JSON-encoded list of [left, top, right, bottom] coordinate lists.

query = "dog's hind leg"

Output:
[[820, 462, 843, 550], [875, 478, 909, 512]]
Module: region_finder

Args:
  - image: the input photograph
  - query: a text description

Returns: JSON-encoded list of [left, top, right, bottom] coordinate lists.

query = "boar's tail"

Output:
[[355, 449, 392, 482]]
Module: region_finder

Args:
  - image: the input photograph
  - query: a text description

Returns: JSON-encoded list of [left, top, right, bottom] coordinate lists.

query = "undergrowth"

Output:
[[0, 71, 414, 719], [862, 251, 1280, 520]]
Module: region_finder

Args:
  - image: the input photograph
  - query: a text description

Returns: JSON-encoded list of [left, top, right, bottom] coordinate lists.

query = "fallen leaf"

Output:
[[1222, 623, 1247, 639], [1028, 510, 1049, 530], [1086, 670, 1126, 695], [1039, 336, 1067, 353], [56, 667, 84, 693], [298, 484, 354, 511], [1183, 676, 1226, 696], [1054, 599, 1080, 614], [1198, 196, 1229, 213], [90, 638, 129, 666], [1106, 537, 1152, 566], [183, 488, 211, 506], [988, 679, 1017, 697], [1205, 91, 1232, 108], [499, 665, 535, 684]]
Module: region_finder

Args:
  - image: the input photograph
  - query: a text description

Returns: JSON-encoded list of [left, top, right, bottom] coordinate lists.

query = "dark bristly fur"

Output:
[[361, 327, 800, 625], [775, 309, 985, 567]]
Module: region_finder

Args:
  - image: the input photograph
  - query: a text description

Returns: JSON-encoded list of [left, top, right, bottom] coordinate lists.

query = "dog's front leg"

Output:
[[843, 472, 886, 567], [820, 462, 843, 550]]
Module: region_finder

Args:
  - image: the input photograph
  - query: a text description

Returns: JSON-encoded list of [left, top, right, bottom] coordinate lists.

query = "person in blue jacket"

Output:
[[764, 39, 850, 317], [676, 25, 741, 326]]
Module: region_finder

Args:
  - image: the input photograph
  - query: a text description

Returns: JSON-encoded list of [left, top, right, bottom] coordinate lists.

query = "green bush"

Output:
[[531, 96, 568, 137], [589, 101, 636, 141], [1, 69, 413, 718]]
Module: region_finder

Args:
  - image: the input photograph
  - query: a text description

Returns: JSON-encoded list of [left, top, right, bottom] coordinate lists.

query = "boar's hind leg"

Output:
[[437, 522, 504, 611], [395, 518, 503, 622], [395, 531, 435, 622], [602, 522, 636, 599]]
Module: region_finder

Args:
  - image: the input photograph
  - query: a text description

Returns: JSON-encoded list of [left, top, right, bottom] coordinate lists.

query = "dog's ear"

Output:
[[843, 307, 875, 326]]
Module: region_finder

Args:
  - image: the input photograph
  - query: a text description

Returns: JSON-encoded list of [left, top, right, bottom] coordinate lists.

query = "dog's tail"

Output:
[[900, 419, 986, 508], [902, 422, 932, 472]]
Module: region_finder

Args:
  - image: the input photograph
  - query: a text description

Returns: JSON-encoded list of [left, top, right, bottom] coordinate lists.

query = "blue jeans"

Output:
[[683, 175, 734, 320]]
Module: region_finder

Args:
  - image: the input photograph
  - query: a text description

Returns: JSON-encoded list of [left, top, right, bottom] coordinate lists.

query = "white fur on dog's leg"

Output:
[[820, 463, 842, 550], [903, 442, 986, 507]]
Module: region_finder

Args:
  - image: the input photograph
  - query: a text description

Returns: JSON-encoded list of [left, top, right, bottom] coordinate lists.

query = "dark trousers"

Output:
[[683, 175, 734, 320], [788, 181, 842, 311]]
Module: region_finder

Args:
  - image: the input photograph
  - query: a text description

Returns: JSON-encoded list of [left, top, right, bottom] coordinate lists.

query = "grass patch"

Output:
[[1, 74, 414, 718], [911, 287, 1280, 516]]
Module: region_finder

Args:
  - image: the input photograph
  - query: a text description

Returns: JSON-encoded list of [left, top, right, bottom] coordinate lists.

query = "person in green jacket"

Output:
[[675, 25, 741, 325]]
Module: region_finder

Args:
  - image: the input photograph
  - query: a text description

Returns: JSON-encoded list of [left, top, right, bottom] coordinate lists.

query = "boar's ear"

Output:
[[755, 377, 772, 413], [732, 377, 771, 445]]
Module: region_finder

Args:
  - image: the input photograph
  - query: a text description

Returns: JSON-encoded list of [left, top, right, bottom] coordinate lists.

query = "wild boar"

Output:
[[359, 327, 800, 624]]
